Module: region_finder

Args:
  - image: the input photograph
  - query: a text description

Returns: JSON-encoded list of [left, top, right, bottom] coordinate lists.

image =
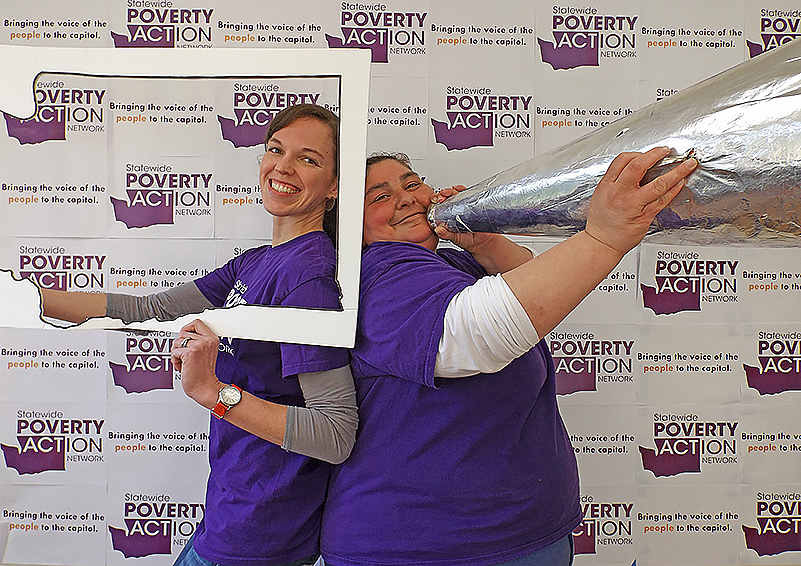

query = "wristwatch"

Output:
[[212, 384, 242, 419]]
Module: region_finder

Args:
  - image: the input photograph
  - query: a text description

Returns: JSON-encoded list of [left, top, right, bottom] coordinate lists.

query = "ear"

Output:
[[327, 181, 338, 200]]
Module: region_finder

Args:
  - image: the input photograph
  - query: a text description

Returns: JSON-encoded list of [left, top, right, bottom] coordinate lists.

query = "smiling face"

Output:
[[259, 116, 338, 233], [363, 158, 438, 250]]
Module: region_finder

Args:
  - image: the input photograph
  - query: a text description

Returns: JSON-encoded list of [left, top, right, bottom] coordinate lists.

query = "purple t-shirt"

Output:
[[192, 231, 348, 566], [321, 241, 581, 566]]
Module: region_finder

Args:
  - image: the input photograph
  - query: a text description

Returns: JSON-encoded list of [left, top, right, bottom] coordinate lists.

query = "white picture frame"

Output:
[[0, 45, 371, 347]]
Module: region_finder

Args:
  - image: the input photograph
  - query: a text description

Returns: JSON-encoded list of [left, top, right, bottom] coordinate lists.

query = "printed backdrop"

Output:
[[1, 1, 800, 565]]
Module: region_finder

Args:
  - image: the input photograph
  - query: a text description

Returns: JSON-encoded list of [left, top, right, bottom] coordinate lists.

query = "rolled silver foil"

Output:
[[428, 39, 801, 245]]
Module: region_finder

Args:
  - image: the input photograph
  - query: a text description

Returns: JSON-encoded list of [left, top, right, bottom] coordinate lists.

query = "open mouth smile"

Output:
[[270, 179, 300, 194]]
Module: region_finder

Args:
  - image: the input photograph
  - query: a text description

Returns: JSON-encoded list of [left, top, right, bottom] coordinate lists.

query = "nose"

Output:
[[274, 153, 294, 175], [395, 189, 414, 208]]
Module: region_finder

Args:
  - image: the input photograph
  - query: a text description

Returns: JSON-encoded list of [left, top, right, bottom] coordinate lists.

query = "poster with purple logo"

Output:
[[638, 244, 742, 322], [106, 483, 207, 565], [427, 0, 535, 153], [0, 74, 110, 239], [0, 237, 110, 302], [534, 0, 639, 78], [739, 485, 801, 562], [1, 402, 107, 484], [106, 330, 182, 401], [109, 0, 216, 49], [744, 0, 801, 58], [1, 73, 109, 151], [548, 323, 636, 404], [571, 486, 636, 564], [741, 324, 801, 400], [325, 0, 430, 77], [428, 74, 535, 159], [636, 405, 740, 485], [105, 81, 214, 239]]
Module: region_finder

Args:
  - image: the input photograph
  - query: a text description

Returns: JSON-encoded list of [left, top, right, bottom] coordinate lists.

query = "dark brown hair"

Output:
[[365, 151, 413, 174]]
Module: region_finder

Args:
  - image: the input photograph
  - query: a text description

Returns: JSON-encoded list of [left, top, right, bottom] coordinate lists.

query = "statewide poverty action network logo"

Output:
[[538, 6, 637, 70], [18, 246, 106, 292], [3, 80, 106, 145], [110, 333, 176, 393], [742, 491, 801, 556], [572, 496, 634, 555], [743, 331, 801, 395], [111, 5, 213, 47], [2, 410, 104, 474], [640, 250, 738, 315], [110, 164, 212, 229], [747, 9, 800, 57], [548, 331, 634, 395], [639, 412, 738, 477], [108, 492, 205, 557], [325, 3, 426, 63], [217, 83, 329, 148], [431, 86, 532, 150]]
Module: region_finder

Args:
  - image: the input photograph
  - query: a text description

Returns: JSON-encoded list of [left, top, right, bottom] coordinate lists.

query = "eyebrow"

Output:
[[268, 137, 327, 160], [365, 170, 419, 195]]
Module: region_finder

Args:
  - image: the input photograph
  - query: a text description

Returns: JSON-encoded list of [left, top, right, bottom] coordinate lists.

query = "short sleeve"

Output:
[[194, 256, 240, 307], [351, 244, 478, 388], [279, 275, 349, 377]]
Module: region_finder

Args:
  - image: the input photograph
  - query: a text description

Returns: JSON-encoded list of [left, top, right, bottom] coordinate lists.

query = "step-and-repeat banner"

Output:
[[1, 1, 800, 565]]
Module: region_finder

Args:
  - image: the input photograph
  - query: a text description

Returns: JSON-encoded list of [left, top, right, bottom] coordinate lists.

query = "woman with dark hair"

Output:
[[40, 104, 357, 566], [321, 148, 696, 566]]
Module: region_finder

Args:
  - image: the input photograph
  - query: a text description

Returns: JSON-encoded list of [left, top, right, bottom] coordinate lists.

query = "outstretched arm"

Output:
[[40, 289, 106, 323], [502, 147, 696, 337], [41, 283, 212, 324], [433, 148, 696, 377]]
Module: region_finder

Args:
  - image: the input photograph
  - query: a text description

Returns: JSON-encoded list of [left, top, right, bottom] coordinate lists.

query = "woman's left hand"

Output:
[[171, 319, 223, 410]]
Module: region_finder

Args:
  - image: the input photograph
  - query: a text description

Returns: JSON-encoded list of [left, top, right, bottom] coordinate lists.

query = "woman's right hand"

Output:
[[433, 186, 533, 274], [585, 147, 697, 256], [171, 319, 223, 410], [432, 185, 504, 256]]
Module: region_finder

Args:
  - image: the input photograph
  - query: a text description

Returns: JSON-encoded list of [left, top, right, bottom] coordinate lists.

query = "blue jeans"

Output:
[[173, 538, 217, 566], [320, 535, 574, 566], [174, 537, 318, 566], [493, 534, 574, 566]]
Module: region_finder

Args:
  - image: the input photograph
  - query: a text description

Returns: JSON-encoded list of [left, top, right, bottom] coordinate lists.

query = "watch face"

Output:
[[219, 385, 241, 406]]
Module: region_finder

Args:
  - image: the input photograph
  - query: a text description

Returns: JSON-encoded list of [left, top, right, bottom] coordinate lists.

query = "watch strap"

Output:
[[212, 384, 242, 419]]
